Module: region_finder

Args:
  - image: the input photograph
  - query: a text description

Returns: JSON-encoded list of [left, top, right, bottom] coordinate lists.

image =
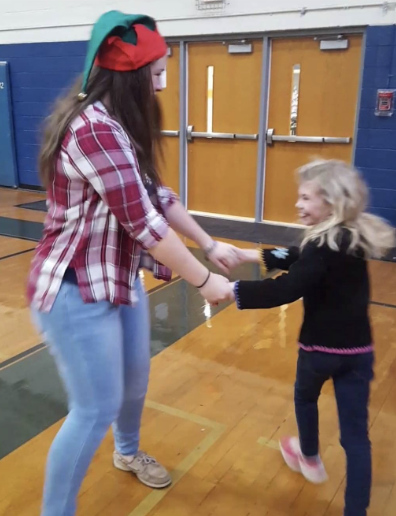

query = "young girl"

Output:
[[229, 160, 395, 516]]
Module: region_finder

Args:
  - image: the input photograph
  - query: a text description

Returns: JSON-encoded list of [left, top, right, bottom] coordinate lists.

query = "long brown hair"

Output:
[[39, 65, 163, 187]]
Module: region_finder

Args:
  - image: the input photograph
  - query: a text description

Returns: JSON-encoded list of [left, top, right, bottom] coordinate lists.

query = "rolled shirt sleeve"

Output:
[[157, 186, 179, 212]]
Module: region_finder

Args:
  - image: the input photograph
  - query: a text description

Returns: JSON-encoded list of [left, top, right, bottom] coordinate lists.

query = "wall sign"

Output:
[[196, 0, 226, 11], [375, 89, 396, 117]]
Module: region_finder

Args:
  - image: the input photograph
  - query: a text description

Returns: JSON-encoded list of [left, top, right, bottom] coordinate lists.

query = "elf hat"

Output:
[[78, 10, 167, 100]]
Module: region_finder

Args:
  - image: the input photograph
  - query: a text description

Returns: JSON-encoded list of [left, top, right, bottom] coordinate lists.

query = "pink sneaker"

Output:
[[279, 436, 328, 484], [279, 436, 302, 472]]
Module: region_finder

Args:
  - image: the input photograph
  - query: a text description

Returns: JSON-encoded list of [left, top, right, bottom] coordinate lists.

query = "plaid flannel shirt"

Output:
[[28, 101, 177, 312]]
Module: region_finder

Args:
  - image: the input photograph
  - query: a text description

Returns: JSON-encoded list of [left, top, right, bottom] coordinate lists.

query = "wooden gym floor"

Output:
[[0, 188, 396, 516]]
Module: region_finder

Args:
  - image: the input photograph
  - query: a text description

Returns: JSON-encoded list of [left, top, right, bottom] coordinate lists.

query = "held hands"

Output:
[[198, 273, 237, 305], [206, 242, 261, 274], [228, 282, 236, 302], [199, 241, 259, 305], [205, 242, 242, 273], [206, 242, 239, 274], [199, 273, 231, 305]]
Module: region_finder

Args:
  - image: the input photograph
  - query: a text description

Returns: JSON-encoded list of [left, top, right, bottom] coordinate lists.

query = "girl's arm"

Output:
[[229, 243, 327, 310], [237, 246, 300, 272], [164, 200, 239, 273]]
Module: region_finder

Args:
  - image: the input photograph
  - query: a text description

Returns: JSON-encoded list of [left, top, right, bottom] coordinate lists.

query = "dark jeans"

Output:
[[295, 349, 374, 516]]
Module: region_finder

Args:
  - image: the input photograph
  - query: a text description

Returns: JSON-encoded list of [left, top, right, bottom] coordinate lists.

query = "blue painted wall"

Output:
[[356, 25, 396, 226], [0, 41, 86, 186]]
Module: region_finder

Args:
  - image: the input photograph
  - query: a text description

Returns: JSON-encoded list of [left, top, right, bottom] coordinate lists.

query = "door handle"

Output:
[[161, 130, 179, 137], [234, 133, 258, 141], [266, 128, 351, 146], [192, 131, 235, 140], [187, 125, 194, 142], [187, 125, 258, 142]]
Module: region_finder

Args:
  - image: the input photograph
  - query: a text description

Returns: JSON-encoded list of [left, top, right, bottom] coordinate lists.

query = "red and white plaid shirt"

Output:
[[28, 101, 177, 312]]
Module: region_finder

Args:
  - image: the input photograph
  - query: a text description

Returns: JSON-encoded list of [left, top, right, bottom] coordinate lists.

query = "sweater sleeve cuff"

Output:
[[262, 249, 278, 271], [259, 249, 268, 276], [234, 281, 242, 310], [234, 279, 269, 310]]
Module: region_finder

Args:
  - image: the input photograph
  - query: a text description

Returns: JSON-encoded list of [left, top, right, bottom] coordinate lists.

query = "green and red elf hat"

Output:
[[78, 10, 167, 100]]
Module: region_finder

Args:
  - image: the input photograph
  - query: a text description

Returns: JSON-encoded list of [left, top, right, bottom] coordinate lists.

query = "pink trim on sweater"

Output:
[[298, 343, 374, 355]]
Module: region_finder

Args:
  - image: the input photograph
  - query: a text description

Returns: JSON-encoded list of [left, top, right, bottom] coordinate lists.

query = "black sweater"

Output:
[[235, 237, 373, 351]]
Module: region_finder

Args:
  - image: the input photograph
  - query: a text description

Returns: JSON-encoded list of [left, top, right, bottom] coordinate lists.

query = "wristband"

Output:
[[196, 270, 211, 289]]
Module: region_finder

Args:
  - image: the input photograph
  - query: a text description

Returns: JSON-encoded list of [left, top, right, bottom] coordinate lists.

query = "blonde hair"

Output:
[[298, 159, 395, 259]]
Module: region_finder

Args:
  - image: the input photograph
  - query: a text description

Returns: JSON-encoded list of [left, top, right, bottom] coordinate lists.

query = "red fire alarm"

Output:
[[375, 89, 396, 117]]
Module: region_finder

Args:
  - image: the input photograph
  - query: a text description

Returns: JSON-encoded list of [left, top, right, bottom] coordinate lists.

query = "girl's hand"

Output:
[[207, 242, 240, 273], [234, 248, 262, 264], [199, 273, 230, 304], [206, 242, 262, 273], [228, 282, 236, 302]]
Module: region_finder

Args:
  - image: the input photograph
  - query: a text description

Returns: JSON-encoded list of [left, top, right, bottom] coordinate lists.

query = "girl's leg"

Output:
[[112, 278, 171, 488], [280, 351, 329, 484], [333, 353, 374, 516], [294, 351, 328, 457], [33, 281, 124, 516], [112, 278, 151, 455]]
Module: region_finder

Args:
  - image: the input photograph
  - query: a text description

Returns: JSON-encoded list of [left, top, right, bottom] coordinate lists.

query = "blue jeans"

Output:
[[32, 275, 150, 516], [295, 349, 374, 516]]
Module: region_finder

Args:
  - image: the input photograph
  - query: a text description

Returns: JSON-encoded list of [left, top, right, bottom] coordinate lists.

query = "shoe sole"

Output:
[[279, 440, 301, 473], [299, 466, 328, 485], [113, 457, 172, 489]]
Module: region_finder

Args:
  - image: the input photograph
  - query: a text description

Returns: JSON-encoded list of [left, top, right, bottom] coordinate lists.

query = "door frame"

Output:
[[165, 26, 366, 229]]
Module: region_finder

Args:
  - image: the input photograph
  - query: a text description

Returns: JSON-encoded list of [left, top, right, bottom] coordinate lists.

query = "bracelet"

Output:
[[204, 240, 217, 260], [196, 270, 211, 289]]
